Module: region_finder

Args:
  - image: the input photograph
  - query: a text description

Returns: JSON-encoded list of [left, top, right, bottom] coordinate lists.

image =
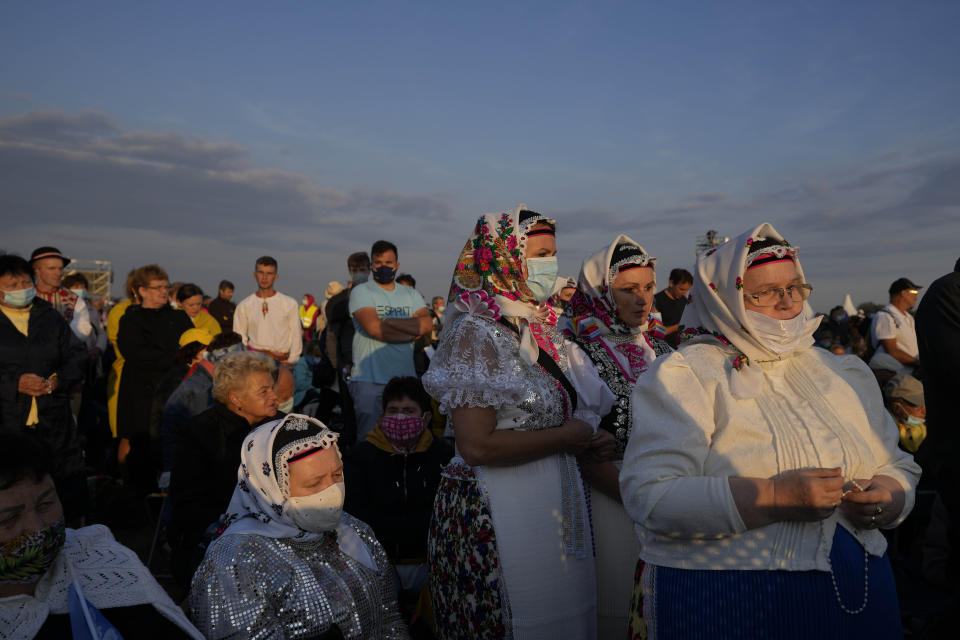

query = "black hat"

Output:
[[889, 277, 922, 296], [29, 246, 71, 267]]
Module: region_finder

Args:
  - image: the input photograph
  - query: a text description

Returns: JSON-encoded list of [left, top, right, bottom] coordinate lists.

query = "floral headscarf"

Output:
[[678, 222, 821, 398], [445, 204, 556, 312], [568, 235, 657, 338]]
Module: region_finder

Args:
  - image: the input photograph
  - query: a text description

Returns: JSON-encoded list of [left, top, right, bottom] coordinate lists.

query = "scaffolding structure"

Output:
[[64, 260, 113, 299], [694, 230, 729, 257]]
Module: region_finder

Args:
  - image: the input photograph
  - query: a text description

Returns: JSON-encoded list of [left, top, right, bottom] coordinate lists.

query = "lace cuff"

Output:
[[423, 314, 520, 413]]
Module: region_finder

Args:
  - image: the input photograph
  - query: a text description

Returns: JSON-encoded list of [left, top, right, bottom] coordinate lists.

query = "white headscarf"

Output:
[[567, 235, 660, 382], [678, 222, 821, 398], [218, 413, 375, 568]]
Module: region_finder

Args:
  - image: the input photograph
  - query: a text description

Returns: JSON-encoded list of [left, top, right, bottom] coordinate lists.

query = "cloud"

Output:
[[0, 109, 456, 252]]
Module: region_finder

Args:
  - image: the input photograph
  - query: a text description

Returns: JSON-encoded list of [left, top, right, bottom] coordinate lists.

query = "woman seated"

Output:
[[0, 434, 202, 639], [190, 414, 409, 639], [564, 235, 672, 636], [620, 223, 921, 639], [168, 351, 280, 588]]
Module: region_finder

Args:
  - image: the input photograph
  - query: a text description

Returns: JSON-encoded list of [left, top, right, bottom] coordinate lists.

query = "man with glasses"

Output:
[[870, 277, 922, 378]]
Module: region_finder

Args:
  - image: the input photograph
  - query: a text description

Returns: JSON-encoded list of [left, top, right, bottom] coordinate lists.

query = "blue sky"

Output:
[[2, 1, 959, 310]]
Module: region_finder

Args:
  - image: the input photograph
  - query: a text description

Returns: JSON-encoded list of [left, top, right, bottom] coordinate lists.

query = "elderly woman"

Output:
[[564, 236, 671, 637], [422, 205, 612, 639], [169, 351, 280, 588], [190, 414, 409, 639], [177, 282, 222, 337], [620, 224, 921, 639]]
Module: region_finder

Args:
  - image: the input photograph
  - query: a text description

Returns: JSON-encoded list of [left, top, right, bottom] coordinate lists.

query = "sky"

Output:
[[2, 1, 959, 311]]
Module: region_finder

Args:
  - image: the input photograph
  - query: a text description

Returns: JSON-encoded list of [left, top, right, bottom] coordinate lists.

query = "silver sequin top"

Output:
[[189, 513, 409, 640]]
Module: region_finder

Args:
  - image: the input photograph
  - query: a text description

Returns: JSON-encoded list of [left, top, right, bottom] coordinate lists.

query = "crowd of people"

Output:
[[1, 207, 958, 639]]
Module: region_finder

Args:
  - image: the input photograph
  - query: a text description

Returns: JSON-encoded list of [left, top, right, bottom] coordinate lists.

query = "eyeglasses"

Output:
[[743, 283, 813, 307], [143, 284, 170, 291]]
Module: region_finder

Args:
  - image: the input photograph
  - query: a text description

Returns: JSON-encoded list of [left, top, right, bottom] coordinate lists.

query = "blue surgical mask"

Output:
[[2, 287, 36, 308], [904, 415, 925, 428], [525, 257, 559, 303], [70, 288, 86, 300]]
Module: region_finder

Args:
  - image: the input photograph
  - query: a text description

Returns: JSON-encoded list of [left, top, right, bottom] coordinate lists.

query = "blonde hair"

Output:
[[213, 351, 277, 404]]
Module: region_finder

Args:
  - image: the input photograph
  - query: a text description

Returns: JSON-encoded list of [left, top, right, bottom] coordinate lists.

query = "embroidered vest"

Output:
[[36, 287, 79, 324]]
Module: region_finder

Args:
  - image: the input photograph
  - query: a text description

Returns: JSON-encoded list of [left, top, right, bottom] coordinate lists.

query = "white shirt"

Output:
[[620, 343, 920, 572], [233, 291, 302, 363], [871, 303, 919, 359]]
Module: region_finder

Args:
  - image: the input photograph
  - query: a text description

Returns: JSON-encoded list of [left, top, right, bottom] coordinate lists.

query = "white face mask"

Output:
[[69, 288, 86, 300], [278, 397, 294, 414], [287, 481, 345, 532], [745, 309, 820, 355]]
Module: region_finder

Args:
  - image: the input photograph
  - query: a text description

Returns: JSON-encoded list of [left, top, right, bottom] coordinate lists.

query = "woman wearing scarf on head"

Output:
[[564, 236, 672, 637], [619, 223, 920, 639], [189, 414, 409, 639], [422, 205, 613, 639]]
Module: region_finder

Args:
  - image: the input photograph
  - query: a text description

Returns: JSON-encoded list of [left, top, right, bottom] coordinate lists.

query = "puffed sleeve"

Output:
[[565, 340, 616, 430], [835, 353, 921, 527], [422, 314, 522, 414], [620, 349, 747, 538]]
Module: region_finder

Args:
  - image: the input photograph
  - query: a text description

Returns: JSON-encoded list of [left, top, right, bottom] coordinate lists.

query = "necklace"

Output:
[[821, 521, 869, 614]]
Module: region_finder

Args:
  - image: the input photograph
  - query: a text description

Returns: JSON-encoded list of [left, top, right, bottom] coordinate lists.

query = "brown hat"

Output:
[[889, 277, 922, 296], [29, 246, 71, 267], [885, 373, 925, 406]]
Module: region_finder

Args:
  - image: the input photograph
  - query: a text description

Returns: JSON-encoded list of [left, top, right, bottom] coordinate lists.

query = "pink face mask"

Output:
[[381, 414, 426, 453]]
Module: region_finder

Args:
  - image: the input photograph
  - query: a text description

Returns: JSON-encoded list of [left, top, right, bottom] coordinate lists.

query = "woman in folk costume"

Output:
[[422, 205, 613, 639], [189, 414, 408, 639], [564, 236, 672, 637], [619, 223, 920, 639]]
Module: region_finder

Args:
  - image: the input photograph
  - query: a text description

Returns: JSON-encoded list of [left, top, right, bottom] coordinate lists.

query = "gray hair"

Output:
[[213, 351, 277, 404]]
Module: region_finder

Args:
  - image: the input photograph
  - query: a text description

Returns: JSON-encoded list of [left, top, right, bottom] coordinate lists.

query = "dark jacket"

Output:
[[325, 289, 353, 369], [116, 305, 193, 440], [0, 299, 87, 479], [161, 363, 214, 471], [343, 428, 453, 561], [206, 296, 236, 333]]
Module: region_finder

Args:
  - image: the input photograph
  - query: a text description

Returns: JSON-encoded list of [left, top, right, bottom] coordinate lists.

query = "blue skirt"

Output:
[[644, 527, 901, 640]]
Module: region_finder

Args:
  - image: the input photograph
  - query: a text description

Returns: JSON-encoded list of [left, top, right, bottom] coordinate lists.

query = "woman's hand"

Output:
[[772, 467, 844, 521], [18, 373, 48, 397], [581, 428, 616, 462], [557, 418, 594, 456], [840, 475, 905, 529]]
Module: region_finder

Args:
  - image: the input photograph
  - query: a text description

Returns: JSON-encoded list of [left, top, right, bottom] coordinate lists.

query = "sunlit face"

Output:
[[180, 294, 203, 318], [138, 279, 170, 309], [0, 475, 63, 546], [432, 297, 444, 312], [668, 280, 692, 299], [891, 399, 926, 421], [288, 446, 343, 498], [0, 272, 33, 307], [523, 225, 557, 279], [558, 286, 576, 302], [742, 260, 804, 320], [229, 370, 279, 423], [254, 265, 278, 291], [897, 289, 919, 310], [372, 250, 398, 271], [32, 257, 64, 291], [612, 267, 656, 328]]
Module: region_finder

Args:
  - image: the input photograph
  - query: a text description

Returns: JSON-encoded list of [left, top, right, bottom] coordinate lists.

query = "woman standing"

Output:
[[177, 282, 222, 337], [422, 205, 611, 639], [116, 265, 192, 479], [564, 236, 671, 637], [620, 224, 920, 639]]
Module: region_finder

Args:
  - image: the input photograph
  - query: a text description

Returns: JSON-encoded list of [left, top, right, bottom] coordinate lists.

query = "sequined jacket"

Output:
[[190, 513, 410, 639]]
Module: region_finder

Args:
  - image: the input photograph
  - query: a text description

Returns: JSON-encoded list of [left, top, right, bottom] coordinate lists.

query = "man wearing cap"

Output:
[[884, 373, 927, 453], [30, 247, 93, 342], [870, 277, 922, 377]]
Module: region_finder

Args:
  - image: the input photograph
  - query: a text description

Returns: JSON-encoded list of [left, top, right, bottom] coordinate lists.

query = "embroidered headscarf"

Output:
[[567, 235, 661, 382], [217, 414, 376, 567], [443, 204, 558, 363], [678, 222, 821, 398]]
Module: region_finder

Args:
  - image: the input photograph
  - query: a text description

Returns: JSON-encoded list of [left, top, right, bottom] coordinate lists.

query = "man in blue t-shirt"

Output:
[[348, 240, 431, 440]]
